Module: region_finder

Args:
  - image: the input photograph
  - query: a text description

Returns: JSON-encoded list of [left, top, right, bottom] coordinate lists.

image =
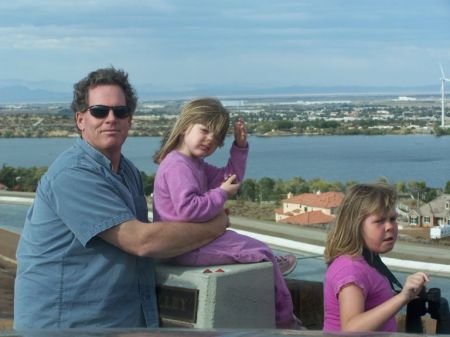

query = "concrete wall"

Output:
[[155, 262, 276, 329]]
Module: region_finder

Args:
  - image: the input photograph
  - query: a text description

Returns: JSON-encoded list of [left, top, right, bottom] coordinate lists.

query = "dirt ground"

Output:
[[400, 226, 430, 239], [399, 225, 450, 246], [0, 265, 15, 330]]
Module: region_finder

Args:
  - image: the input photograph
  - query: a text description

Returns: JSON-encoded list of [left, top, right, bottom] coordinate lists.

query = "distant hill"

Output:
[[136, 84, 440, 100], [0, 85, 71, 104], [0, 81, 440, 103]]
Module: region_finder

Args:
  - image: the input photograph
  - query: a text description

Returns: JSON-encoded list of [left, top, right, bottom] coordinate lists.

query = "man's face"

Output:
[[76, 85, 131, 160]]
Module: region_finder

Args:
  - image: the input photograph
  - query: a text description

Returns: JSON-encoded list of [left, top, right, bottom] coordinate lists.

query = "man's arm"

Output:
[[99, 211, 228, 258]]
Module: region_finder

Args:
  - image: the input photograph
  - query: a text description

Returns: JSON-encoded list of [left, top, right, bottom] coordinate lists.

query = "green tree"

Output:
[[407, 180, 427, 200], [0, 165, 47, 191], [254, 122, 272, 134], [239, 179, 258, 201], [328, 181, 346, 192], [396, 181, 407, 193], [423, 188, 438, 203], [257, 177, 276, 201], [275, 120, 294, 130], [0, 165, 16, 189], [286, 177, 309, 194], [273, 179, 288, 202], [140, 172, 155, 196], [444, 181, 450, 194], [308, 178, 333, 193]]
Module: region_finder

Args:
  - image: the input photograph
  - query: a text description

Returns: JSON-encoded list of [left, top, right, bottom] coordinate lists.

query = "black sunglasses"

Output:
[[87, 105, 131, 119]]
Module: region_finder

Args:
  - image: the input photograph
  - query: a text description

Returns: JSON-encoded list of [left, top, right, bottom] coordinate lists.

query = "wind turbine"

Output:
[[440, 64, 450, 127]]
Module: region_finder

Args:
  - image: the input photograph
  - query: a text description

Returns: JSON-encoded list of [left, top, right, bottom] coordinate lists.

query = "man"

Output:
[[14, 67, 228, 328]]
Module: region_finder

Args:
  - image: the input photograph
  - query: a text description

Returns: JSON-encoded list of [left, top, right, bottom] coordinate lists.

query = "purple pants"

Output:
[[172, 229, 294, 326]]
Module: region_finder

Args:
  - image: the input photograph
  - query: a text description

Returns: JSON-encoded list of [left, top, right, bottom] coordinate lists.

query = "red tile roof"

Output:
[[279, 210, 334, 225], [283, 192, 343, 208], [274, 208, 284, 215]]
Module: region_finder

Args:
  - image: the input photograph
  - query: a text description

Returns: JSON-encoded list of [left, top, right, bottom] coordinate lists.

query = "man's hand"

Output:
[[216, 209, 230, 228]]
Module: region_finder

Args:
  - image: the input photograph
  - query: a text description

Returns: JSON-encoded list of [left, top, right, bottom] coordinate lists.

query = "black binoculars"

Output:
[[405, 287, 450, 334]]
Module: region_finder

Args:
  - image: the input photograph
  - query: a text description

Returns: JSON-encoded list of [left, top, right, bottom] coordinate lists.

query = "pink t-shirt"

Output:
[[323, 255, 397, 332]]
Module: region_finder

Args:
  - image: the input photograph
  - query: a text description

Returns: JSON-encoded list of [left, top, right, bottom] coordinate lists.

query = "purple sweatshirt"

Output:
[[153, 142, 248, 222]]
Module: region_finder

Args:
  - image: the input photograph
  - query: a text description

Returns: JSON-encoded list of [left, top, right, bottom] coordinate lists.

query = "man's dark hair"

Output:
[[71, 66, 138, 114]]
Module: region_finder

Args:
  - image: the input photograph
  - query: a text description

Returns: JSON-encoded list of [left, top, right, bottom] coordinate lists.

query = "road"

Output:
[[230, 215, 450, 266]]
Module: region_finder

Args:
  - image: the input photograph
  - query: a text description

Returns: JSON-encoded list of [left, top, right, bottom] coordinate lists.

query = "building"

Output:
[[408, 194, 450, 227], [275, 191, 343, 226]]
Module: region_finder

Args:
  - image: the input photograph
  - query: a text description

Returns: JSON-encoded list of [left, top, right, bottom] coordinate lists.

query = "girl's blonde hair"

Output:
[[324, 183, 397, 265], [153, 97, 230, 163]]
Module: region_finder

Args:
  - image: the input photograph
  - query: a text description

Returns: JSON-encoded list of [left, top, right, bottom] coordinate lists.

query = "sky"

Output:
[[0, 0, 449, 93]]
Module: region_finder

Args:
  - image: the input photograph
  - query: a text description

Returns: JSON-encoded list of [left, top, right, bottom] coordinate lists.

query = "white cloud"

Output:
[[0, 0, 448, 87]]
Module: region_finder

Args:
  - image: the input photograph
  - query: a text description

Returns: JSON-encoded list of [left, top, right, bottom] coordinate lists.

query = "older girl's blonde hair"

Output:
[[153, 97, 230, 163], [324, 183, 397, 265]]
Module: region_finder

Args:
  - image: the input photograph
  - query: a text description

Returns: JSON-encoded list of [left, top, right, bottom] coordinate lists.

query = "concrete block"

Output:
[[155, 261, 275, 329]]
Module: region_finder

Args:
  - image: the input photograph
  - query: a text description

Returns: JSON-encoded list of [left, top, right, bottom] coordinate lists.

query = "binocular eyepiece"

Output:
[[406, 287, 450, 334]]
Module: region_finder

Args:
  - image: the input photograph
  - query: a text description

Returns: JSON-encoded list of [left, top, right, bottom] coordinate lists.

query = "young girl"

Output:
[[153, 97, 300, 329], [323, 183, 429, 332]]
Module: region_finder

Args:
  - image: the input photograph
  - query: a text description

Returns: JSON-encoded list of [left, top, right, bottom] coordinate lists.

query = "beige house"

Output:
[[275, 191, 343, 225], [408, 194, 450, 227]]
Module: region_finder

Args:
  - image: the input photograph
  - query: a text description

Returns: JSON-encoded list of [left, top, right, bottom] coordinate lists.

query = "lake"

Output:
[[1, 135, 450, 187]]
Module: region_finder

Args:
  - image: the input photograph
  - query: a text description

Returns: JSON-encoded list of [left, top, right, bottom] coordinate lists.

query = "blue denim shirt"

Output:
[[14, 138, 158, 328]]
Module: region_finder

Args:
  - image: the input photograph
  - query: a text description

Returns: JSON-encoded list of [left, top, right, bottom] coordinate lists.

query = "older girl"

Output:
[[323, 183, 429, 332]]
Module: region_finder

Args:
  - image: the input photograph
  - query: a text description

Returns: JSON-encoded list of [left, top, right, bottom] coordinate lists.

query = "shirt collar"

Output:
[[76, 138, 124, 173]]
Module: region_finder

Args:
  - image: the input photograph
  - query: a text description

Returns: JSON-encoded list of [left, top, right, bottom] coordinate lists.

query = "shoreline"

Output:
[[0, 131, 442, 139]]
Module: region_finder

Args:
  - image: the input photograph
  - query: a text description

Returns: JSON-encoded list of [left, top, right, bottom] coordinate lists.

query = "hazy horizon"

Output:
[[0, 81, 443, 104]]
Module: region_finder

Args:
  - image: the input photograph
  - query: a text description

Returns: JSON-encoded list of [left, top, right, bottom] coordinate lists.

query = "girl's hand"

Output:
[[400, 272, 429, 302], [338, 272, 429, 332], [220, 174, 241, 197], [234, 118, 248, 148]]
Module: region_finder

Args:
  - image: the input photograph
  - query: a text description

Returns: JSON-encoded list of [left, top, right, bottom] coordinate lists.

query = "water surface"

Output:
[[2, 135, 450, 187]]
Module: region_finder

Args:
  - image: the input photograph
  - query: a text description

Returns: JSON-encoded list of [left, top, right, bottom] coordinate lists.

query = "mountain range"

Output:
[[0, 79, 440, 104]]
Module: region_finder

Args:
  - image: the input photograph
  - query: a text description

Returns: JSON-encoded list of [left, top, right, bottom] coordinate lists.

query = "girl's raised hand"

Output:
[[234, 118, 248, 148]]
